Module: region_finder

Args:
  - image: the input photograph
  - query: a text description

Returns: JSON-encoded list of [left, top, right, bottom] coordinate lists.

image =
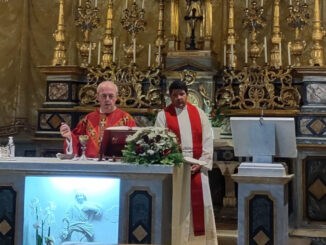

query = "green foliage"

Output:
[[210, 106, 229, 127], [122, 127, 183, 166]]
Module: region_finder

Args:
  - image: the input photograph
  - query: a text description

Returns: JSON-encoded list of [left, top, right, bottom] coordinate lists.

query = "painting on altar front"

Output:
[[23, 176, 120, 245]]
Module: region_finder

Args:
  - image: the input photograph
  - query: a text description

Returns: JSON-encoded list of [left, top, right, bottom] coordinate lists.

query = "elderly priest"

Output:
[[155, 80, 218, 245], [60, 81, 136, 158]]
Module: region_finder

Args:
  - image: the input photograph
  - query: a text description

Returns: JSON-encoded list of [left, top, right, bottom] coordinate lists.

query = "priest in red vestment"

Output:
[[60, 81, 136, 158], [155, 80, 218, 245]]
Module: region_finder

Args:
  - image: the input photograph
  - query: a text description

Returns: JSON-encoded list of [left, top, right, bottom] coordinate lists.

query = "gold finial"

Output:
[[309, 0, 325, 66], [52, 0, 66, 66], [101, 0, 114, 68], [270, 0, 281, 68]]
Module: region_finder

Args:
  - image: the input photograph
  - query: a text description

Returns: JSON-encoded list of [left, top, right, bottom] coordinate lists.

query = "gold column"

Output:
[[52, 0, 66, 66], [270, 0, 281, 69], [227, 0, 237, 68], [156, 0, 165, 66], [168, 0, 179, 51], [309, 0, 325, 66], [101, 0, 114, 68], [203, 0, 213, 50]]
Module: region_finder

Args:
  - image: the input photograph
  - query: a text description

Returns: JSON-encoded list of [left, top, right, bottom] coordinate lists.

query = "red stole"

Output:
[[65, 108, 136, 158], [164, 103, 205, 236]]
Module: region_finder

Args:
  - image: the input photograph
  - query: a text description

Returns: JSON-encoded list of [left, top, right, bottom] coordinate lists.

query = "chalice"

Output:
[[78, 135, 89, 160]]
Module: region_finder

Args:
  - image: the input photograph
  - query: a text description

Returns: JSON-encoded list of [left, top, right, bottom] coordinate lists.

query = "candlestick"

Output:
[[279, 42, 282, 67], [245, 38, 248, 64], [264, 36, 268, 64], [113, 37, 116, 63], [95, 0, 97, 7], [287, 42, 292, 66], [133, 38, 136, 63], [158, 45, 161, 66], [142, 0, 144, 9], [88, 43, 91, 64], [224, 44, 227, 66], [97, 41, 101, 65], [230, 44, 234, 68], [148, 43, 151, 67]]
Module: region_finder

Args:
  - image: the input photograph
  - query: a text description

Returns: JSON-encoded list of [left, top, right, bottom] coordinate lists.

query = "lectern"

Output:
[[231, 117, 296, 245]]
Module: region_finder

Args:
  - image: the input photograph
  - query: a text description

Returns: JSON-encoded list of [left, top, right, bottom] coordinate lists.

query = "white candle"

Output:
[[97, 41, 101, 65], [95, 0, 97, 7], [125, 0, 128, 9], [264, 36, 268, 64], [230, 44, 234, 68], [79, 0, 81, 6], [289, 0, 292, 5], [288, 42, 292, 66], [279, 42, 282, 66], [158, 45, 161, 65], [223, 44, 227, 66], [148, 43, 151, 67], [246, 0, 248, 8], [245, 38, 248, 64], [261, 0, 263, 7], [304, 0, 307, 3], [133, 38, 136, 63], [113, 37, 116, 63], [88, 43, 91, 64], [142, 0, 144, 9]]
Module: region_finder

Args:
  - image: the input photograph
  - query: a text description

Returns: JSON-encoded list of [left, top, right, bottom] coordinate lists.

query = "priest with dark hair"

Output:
[[60, 81, 136, 158], [155, 80, 218, 245]]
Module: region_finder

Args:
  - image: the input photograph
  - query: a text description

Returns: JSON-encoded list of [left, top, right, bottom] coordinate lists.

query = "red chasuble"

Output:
[[164, 103, 205, 236], [64, 108, 136, 158]]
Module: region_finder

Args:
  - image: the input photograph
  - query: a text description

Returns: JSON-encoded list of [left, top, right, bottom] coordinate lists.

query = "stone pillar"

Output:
[[232, 163, 293, 245]]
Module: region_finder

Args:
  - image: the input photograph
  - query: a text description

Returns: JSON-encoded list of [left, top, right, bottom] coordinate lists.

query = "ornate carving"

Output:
[[217, 67, 301, 110]]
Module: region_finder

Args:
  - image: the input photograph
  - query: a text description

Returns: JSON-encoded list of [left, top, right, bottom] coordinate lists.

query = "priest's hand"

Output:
[[191, 164, 201, 174], [60, 123, 72, 140]]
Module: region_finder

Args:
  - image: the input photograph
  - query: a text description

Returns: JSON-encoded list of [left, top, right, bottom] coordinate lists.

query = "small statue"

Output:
[[184, 0, 203, 50]]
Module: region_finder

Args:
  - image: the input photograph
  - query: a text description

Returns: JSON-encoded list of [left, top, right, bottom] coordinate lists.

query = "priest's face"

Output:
[[97, 83, 118, 113], [170, 89, 188, 109]]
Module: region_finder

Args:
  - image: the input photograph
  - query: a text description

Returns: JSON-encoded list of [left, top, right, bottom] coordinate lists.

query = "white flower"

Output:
[[147, 149, 155, 155]]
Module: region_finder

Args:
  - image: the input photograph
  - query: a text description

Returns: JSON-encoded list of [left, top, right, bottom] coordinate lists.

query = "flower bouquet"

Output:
[[122, 127, 183, 166]]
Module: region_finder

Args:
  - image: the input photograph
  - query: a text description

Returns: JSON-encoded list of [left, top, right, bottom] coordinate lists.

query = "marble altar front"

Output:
[[0, 157, 174, 245]]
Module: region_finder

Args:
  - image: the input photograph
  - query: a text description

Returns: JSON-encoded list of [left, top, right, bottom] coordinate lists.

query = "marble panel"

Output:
[[306, 84, 326, 104]]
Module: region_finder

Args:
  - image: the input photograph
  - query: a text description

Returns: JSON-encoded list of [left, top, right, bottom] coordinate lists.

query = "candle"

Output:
[[261, 0, 263, 7], [142, 0, 144, 9], [289, 0, 292, 5], [223, 44, 227, 66], [97, 41, 101, 65], [158, 45, 161, 66], [246, 0, 248, 8], [95, 0, 97, 7], [245, 38, 248, 64], [125, 0, 128, 9], [279, 42, 282, 67], [288, 42, 292, 66], [133, 38, 136, 63], [230, 44, 234, 68], [148, 43, 151, 67], [113, 37, 116, 63], [264, 36, 267, 64], [79, 0, 81, 6], [88, 43, 91, 64]]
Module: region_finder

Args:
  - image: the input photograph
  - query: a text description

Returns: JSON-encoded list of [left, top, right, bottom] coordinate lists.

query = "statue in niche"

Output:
[[61, 190, 102, 242], [184, 0, 203, 50]]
